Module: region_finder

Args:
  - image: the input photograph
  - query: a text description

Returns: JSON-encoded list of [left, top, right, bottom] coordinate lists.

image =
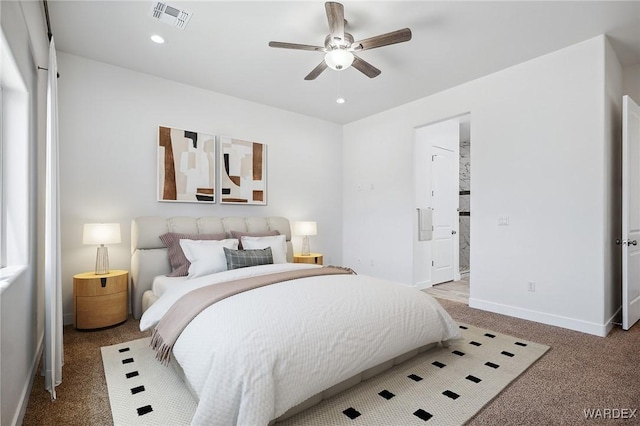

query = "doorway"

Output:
[[414, 114, 471, 301]]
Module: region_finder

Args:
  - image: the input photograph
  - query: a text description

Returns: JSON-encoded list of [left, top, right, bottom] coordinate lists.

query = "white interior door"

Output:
[[431, 146, 456, 285], [622, 95, 640, 330]]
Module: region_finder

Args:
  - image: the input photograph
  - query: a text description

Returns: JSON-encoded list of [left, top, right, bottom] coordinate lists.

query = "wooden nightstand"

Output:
[[293, 253, 323, 265], [73, 270, 128, 330]]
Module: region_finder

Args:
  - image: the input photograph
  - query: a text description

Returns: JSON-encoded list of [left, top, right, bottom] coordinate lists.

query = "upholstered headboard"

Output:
[[130, 216, 293, 319]]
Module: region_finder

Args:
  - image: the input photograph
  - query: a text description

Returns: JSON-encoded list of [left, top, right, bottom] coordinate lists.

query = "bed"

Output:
[[132, 216, 460, 425]]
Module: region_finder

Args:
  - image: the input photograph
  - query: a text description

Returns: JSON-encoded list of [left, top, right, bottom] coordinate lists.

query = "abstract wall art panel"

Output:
[[158, 126, 216, 203], [219, 136, 267, 205]]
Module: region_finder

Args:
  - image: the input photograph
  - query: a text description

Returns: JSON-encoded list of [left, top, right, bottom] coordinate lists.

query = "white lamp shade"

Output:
[[83, 223, 121, 245], [324, 49, 354, 71], [294, 221, 317, 236]]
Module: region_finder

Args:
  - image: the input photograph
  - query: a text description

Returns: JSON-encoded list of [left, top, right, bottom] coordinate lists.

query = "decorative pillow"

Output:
[[179, 238, 239, 279], [223, 247, 274, 270], [240, 234, 287, 264], [160, 232, 227, 277], [230, 230, 280, 249]]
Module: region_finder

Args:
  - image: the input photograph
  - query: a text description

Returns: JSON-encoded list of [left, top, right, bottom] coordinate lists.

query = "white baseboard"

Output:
[[63, 312, 73, 326], [469, 298, 611, 337], [415, 280, 432, 290], [13, 330, 44, 426], [605, 305, 623, 335]]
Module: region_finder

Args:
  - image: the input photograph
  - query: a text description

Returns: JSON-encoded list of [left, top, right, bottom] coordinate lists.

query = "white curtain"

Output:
[[43, 37, 63, 399]]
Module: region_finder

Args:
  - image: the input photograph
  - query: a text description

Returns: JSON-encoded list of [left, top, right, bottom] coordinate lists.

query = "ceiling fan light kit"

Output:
[[269, 1, 412, 80], [325, 49, 354, 70]]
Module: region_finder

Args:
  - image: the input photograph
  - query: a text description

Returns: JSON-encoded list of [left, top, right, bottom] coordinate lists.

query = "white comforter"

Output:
[[141, 264, 460, 425]]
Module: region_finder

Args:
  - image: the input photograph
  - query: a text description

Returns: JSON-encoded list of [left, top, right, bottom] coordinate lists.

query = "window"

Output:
[[0, 29, 29, 270]]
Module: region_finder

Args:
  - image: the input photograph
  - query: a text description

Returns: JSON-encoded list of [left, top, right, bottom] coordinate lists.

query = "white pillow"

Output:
[[240, 234, 287, 264], [179, 238, 239, 279]]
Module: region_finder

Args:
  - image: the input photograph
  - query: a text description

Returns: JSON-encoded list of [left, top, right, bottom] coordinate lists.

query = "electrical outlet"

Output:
[[528, 281, 536, 292]]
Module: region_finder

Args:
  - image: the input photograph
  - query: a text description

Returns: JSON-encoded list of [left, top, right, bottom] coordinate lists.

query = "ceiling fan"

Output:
[[268, 2, 412, 80]]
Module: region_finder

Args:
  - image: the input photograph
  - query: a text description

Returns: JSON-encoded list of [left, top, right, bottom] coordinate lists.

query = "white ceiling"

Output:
[[48, 1, 640, 124]]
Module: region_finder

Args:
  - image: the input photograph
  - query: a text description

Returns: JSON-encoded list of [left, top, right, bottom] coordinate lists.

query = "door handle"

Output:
[[631, 240, 637, 246], [622, 240, 637, 246], [451, 230, 457, 235]]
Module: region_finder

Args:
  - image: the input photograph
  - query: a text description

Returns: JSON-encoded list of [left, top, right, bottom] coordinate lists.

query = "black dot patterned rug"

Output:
[[101, 339, 196, 425], [278, 324, 549, 425], [101, 324, 548, 425]]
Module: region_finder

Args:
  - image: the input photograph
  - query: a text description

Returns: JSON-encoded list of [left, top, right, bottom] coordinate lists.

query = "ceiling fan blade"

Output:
[[268, 41, 325, 52], [325, 2, 345, 43], [353, 28, 412, 51], [304, 61, 329, 80], [352, 55, 381, 78]]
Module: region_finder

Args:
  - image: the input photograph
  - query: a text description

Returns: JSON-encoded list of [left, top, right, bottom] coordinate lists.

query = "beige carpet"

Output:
[[101, 325, 547, 425], [23, 300, 640, 426]]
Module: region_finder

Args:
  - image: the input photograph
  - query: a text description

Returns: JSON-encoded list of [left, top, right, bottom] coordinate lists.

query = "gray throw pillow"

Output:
[[223, 247, 274, 270]]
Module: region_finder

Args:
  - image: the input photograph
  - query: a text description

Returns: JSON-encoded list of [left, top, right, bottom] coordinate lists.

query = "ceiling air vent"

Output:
[[149, 2, 192, 30]]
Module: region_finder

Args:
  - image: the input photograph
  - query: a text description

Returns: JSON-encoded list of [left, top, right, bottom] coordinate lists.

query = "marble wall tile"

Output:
[[459, 138, 470, 273], [459, 216, 470, 272], [459, 139, 471, 191]]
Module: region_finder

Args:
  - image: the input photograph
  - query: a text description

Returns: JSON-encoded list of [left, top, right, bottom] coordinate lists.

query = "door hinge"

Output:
[[432, 260, 434, 266], [432, 190, 434, 196]]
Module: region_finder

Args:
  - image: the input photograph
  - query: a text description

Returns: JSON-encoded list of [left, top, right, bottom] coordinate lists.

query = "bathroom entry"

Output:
[[413, 114, 470, 288]]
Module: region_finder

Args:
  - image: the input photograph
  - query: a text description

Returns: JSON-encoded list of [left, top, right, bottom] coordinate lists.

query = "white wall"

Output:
[[57, 53, 343, 324], [623, 64, 640, 103], [343, 35, 620, 336]]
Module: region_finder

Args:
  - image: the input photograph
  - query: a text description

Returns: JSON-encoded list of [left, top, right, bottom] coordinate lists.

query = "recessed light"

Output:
[[150, 34, 165, 44], [336, 97, 346, 104]]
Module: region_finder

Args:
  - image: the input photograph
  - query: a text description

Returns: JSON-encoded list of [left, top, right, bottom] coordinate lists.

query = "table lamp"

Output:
[[294, 221, 317, 256], [83, 223, 121, 275]]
